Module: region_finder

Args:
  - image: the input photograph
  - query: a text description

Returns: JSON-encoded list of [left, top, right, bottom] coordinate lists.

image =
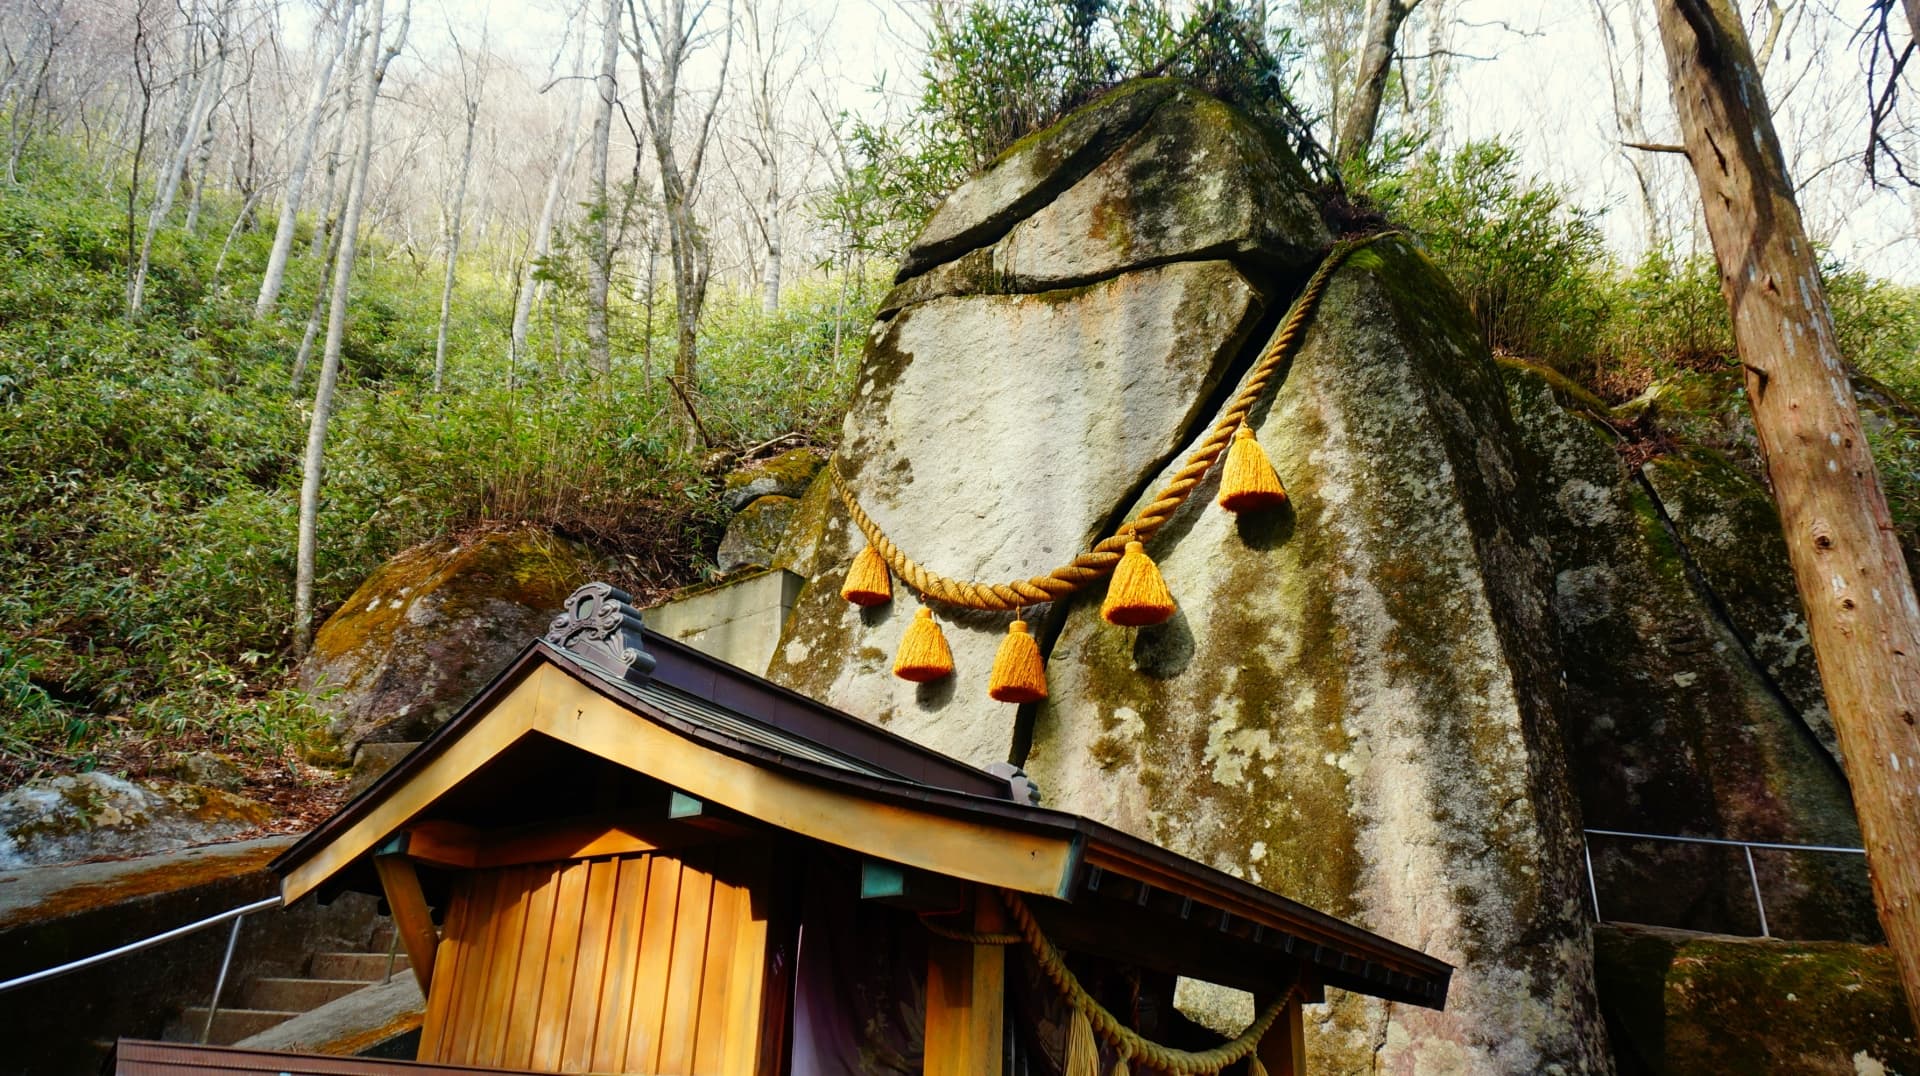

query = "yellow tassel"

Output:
[[988, 619, 1047, 703], [1249, 1058, 1270, 1076], [1111, 1054, 1131, 1076], [840, 544, 893, 606], [1065, 1008, 1100, 1076], [1218, 426, 1288, 513], [893, 607, 954, 682], [1101, 540, 1175, 627]]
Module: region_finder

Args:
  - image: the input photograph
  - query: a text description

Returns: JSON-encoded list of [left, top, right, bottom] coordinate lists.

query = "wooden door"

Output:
[[418, 846, 773, 1074]]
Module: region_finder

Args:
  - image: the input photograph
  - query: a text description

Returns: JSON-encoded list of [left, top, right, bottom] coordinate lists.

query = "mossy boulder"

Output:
[[1641, 448, 1835, 763], [897, 79, 1178, 280], [1503, 361, 1871, 943], [766, 259, 1266, 766], [720, 448, 825, 513], [881, 85, 1328, 313], [0, 772, 271, 868], [717, 494, 800, 572], [1024, 237, 1608, 1074], [1594, 923, 1916, 1074], [299, 526, 605, 748]]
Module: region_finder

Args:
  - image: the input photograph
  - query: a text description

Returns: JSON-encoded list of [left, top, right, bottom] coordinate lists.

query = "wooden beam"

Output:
[[924, 890, 1005, 1076], [373, 853, 438, 994], [403, 812, 748, 871], [281, 663, 1078, 903]]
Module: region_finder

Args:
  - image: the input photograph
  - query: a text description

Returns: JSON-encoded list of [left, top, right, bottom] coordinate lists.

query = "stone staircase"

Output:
[[166, 923, 411, 1045]]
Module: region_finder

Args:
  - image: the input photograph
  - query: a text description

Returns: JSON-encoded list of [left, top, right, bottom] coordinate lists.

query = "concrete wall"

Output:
[[644, 570, 803, 674]]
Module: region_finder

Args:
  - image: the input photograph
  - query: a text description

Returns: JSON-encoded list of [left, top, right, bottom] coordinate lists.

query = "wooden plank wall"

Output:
[[417, 848, 770, 1074]]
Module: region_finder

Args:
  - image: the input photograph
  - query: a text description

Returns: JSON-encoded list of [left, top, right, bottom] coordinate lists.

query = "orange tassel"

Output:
[[1101, 539, 1175, 627], [1218, 427, 1288, 513], [893, 607, 954, 682], [987, 619, 1047, 703], [841, 544, 893, 606]]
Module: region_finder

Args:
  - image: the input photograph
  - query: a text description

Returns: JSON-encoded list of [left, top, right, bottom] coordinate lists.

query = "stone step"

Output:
[[243, 977, 370, 1012], [307, 951, 409, 982], [178, 1007, 302, 1045]]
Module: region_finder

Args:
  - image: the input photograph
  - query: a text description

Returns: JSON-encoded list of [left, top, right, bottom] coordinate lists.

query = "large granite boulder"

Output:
[[1024, 238, 1607, 1073], [768, 82, 1325, 769], [769, 80, 1610, 1073], [299, 526, 605, 747], [0, 772, 270, 869]]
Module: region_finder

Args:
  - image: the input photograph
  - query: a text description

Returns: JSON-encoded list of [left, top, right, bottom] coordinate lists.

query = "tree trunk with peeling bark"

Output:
[[1655, 0, 1920, 1026]]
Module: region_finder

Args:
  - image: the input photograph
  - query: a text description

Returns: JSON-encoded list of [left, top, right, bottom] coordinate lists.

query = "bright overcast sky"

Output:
[[407, 0, 1917, 282]]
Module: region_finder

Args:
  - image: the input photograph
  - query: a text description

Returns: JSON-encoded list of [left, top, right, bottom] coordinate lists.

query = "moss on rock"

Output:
[[299, 525, 606, 747], [1029, 236, 1606, 1074], [1595, 923, 1917, 1074]]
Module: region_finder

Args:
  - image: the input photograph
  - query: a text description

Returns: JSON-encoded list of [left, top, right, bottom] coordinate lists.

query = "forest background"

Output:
[[1, 0, 1917, 796]]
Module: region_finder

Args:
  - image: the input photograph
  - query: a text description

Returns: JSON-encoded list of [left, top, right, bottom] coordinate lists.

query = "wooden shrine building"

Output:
[[121, 584, 1449, 1075]]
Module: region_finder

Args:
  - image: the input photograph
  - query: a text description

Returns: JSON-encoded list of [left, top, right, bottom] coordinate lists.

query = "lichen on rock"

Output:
[[717, 494, 800, 572], [0, 772, 272, 869], [1024, 237, 1609, 1074], [299, 525, 606, 748]]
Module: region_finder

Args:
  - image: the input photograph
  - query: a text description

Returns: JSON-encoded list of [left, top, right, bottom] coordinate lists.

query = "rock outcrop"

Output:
[[0, 772, 270, 869], [1504, 364, 1872, 943], [299, 526, 604, 748], [1593, 924, 1916, 1074], [1024, 238, 1606, 1072], [767, 82, 1612, 1073]]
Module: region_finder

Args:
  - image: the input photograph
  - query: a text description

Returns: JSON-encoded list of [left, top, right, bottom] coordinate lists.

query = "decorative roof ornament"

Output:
[[545, 583, 656, 684]]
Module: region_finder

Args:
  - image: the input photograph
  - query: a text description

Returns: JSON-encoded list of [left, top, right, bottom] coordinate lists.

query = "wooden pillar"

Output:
[[924, 889, 1005, 1076], [373, 852, 438, 994], [1255, 973, 1315, 1076]]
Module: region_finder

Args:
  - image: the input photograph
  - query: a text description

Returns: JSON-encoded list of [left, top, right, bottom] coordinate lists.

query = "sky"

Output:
[[400, 0, 1917, 283]]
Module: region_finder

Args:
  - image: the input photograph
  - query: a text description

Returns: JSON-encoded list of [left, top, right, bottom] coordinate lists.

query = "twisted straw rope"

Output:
[[998, 890, 1296, 1074], [831, 232, 1393, 612]]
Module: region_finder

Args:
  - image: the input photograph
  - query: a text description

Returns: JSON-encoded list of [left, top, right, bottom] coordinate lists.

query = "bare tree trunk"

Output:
[[1592, 0, 1669, 253], [257, 1, 352, 319], [509, 129, 583, 368], [628, 0, 733, 447], [433, 54, 482, 394], [1335, 0, 1420, 164], [130, 12, 223, 314], [1656, 0, 1920, 1026], [585, 0, 620, 375], [294, 0, 409, 657], [290, 187, 345, 392]]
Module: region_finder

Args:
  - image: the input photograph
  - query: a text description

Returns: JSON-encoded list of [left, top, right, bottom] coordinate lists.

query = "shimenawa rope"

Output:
[[831, 231, 1394, 612], [919, 894, 1298, 1075]]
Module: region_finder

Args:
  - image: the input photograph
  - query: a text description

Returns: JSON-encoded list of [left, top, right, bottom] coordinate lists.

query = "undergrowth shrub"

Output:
[[1366, 140, 1612, 380], [0, 147, 874, 784]]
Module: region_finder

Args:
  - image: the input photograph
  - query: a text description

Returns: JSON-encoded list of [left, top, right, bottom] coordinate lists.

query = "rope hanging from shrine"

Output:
[[831, 232, 1396, 701], [919, 891, 1298, 1076]]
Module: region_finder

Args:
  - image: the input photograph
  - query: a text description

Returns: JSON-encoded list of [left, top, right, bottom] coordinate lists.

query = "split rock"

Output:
[[766, 259, 1264, 767]]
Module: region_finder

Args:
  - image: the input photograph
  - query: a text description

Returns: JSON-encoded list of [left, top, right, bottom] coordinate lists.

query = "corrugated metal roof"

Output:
[[631, 678, 903, 781]]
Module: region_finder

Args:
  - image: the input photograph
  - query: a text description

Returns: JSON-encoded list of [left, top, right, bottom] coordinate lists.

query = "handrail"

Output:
[[1584, 827, 1865, 856], [0, 895, 282, 995], [1581, 828, 1865, 939]]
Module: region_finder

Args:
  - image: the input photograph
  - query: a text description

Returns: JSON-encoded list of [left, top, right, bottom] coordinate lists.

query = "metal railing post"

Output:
[[1580, 828, 1861, 941], [1743, 845, 1771, 939], [1583, 838, 1603, 923], [200, 912, 248, 1044]]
